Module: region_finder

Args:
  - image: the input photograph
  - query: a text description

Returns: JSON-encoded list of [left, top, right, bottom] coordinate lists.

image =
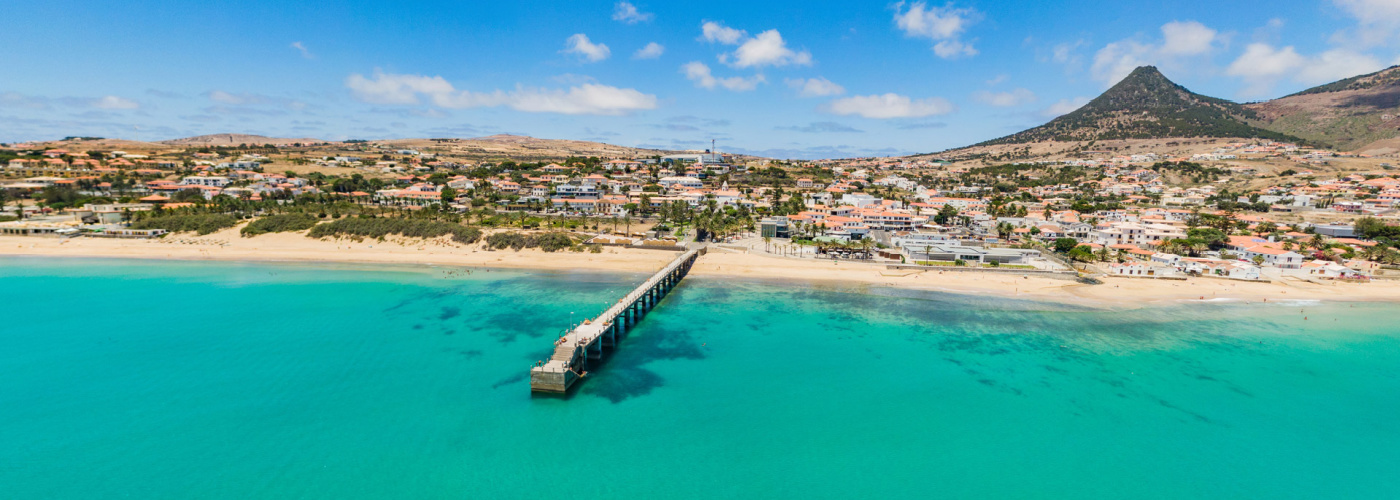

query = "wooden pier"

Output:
[[530, 248, 704, 393]]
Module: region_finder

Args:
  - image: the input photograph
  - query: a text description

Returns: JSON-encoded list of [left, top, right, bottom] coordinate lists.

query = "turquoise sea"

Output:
[[1, 257, 1398, 499]]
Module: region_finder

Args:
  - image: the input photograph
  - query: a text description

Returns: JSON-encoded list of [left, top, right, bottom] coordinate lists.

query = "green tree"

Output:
[[1067, 245, 1095, 262], [933, 205, 959, 225], [1053, 238, 1079, 253]]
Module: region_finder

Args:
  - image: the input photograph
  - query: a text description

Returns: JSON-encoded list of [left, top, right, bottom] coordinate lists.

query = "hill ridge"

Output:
[[974, 66, 1303, 147]]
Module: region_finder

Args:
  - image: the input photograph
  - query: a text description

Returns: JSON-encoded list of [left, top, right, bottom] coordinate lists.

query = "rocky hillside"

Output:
[[160, 134, 327, 147], [376, 134, 761, 162], [1247, 66, 1400, 152], [975, 66, 1302, 147]]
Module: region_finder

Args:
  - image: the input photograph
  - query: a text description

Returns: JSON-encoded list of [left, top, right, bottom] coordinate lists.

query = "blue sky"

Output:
[[2, 0, 1398, 158]]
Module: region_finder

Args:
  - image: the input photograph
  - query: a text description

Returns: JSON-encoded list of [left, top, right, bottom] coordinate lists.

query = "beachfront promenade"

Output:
[[530, 247, 705, 393]]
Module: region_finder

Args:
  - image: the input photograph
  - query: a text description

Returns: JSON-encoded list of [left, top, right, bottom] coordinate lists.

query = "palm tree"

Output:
[[763, 235, 772, 253], [996, 222, 1013, 240], [1383, 248, 1400, 265], [1309, 233, 1326, 251], [1361, 244, 1382, 262], [1189, 242, 1208, 257]]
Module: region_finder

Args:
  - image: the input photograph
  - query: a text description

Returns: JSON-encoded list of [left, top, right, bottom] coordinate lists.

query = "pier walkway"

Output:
[[530, 248, 704, 393]]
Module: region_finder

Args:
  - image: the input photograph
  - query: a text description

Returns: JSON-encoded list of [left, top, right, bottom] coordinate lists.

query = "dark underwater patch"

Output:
[[491, 373, 527, 389]]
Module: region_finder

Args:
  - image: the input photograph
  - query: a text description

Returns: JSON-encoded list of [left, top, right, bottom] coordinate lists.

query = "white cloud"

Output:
[[612, 2, 653, 24], [985, 74, 1008, 86], [633, 42, 665, 60], [1226, 43, 1305, 80], [344, 73, 454, 105], [507, 85, 658, 115], [1226, 43, 1383, 96], [725, 29, 812, 68], [563, 34, 610, 63], [207, 90, 294, 107], [933, 40, 977, 59], [344, 70, 656, 115], [701, 21, 746, 45], [1051, 41, 1085, 65], [0, 92, 51, 109], [785, 77, 846, 97], [894, 1, 977, 39], [823, 93, 955, 119], [1091, 40, 1155, 86], [1042, 97, 1091, 118], [972, 88, 1037, 107], [290, 41, 313, 59], [1, 92, 146, 111], [1159, 21, 1218, 56], [1298, 49, 1385, 83], [94, 95, 139, 109], [1334, 0, 1400, 19], [892, 2, 981, 59], [681, 62, 764, 92], [1331, 0, 1400, 48], [1090, 20, 1221, 86]]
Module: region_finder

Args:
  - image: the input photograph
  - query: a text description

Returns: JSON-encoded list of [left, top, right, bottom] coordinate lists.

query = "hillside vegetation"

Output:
[[977, 67, 1303, 147], [1247, 66, 1400, 151]]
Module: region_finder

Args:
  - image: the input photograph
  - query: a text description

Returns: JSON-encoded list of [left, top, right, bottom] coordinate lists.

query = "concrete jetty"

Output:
[[530, 248, 703, 393]]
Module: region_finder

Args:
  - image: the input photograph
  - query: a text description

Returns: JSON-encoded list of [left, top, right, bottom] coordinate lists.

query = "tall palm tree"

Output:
[[1309, 233, 1326, 251], [1189, 242, 1208, 257]]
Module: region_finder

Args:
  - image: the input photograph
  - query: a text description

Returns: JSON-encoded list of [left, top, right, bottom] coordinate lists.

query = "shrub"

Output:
[[534, 232, 576, 252], [241, 214, 320, 237], [483, 231, 578, 252], [308, 217, 481, 244], [485, 232, 530, 250], [130, 214, 238, 235]]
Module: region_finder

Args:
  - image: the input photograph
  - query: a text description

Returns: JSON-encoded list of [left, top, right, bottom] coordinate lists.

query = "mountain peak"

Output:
[[1124, 65, 1165, 79], [974, 67, 1302, 146]]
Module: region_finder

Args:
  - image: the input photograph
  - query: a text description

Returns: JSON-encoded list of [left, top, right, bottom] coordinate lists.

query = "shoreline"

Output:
[[3, 229, 1399, 309]]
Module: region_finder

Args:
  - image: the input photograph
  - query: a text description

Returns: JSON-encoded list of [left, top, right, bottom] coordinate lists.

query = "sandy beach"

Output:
[[3, 228, 1398, 308]]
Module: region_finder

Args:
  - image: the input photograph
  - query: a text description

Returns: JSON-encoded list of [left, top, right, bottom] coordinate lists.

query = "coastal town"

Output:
[[2, 135, 1398, 289], [10, 1, 1400, 497]]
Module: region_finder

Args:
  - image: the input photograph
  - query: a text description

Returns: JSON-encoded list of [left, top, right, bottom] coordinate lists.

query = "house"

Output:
[[180, 176, 231, 188], [1226, 238, 1305, 269], [554, 183, 599, 199], [1300, 260, 1366, 279], [657, 176, 703, 190], [1109, 262, 1177, 278]]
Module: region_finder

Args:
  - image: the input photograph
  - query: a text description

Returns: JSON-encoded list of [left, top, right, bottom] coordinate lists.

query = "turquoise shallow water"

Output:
[[1, 257, 1398, 499]]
